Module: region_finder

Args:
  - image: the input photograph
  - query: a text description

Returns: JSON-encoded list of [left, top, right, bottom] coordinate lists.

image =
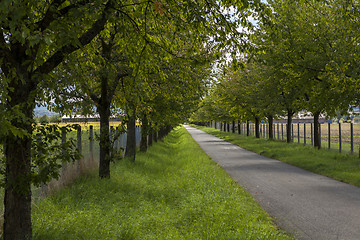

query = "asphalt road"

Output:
[[184, 125, 360, 240]]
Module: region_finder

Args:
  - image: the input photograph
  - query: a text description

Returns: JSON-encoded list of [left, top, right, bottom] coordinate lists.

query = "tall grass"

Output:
[[32, 126, 292, 239], [194, 125, 360, 188]]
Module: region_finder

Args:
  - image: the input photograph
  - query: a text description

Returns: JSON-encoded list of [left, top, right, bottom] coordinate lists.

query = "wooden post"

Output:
[[281, 123, 284, 141], [297, 123, 300, 144], [319, 123, 321, 148], [77, 126, 82, 174], [311, 123, 313, 146], [277, 124, 280, 140], [89, 126, 94, 161], [351, 123, 354, 154], [303, 123, 306, 145], [37, 133, 48, 196], [292, 124, 294, 142], [328, 123, 331, 149], [339, 123, 342, 153], [61, 128, 67, 176]]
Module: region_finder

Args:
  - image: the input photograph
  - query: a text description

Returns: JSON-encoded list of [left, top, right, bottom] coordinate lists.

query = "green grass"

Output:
[[32, 126, 292, 240], [194, 125, 360, 187]]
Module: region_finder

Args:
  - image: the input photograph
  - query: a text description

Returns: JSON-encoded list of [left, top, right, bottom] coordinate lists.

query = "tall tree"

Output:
[[0, 1, 113, 238]]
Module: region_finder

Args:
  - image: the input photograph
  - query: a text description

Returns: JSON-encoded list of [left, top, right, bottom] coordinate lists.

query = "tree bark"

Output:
[[3, 66, 34, 240], [148, 127, 153, 147], [238, 120, 241, 134], [255, 117, 260, 138], [313, 112, 321, 149], [286, 109, 294, 143], [153, 129, 158, 142], [125, 113, 136, 161], [227, 122, 230, 132], [140, 114, 148, 152], [232, 120, 235, 133], [268, 115, 274, 140], [98, 103, 111, 178], [4, 106, 33, 240]]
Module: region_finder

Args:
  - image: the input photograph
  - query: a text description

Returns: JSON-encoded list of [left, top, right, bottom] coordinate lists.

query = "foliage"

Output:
[[30, 124, 81, 187], [38, 115, 49, 124], [32, 126, 292, 240]]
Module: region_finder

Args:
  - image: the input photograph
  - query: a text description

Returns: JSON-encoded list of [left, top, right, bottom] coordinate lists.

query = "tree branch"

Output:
[[35, 0, 66, 32], [34, 1, 112, 76]]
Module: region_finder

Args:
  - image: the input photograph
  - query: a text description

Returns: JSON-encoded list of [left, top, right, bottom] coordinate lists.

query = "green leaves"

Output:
[[31, 124, 81, 187]]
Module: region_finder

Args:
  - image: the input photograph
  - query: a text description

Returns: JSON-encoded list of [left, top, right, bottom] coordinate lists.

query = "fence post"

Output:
[[304, 123, 306, 145], [273, 123, 275, 139], [110, 126, 115, 157], [77, 126, 82, 174], [327, 122, 330, 149], [319, 123, 321, 148], [277, 124, 279, 140], [281, 123, 284, 140], [61, 128, 67, 176], [292, 124, 294, 142], [339, 123, 342, 153], [89, 125, 94, 161], [297, 123, 300, 144], [351, 123, 354, 154], [37, 133, 48, 196], [311, 123, 313, 146]]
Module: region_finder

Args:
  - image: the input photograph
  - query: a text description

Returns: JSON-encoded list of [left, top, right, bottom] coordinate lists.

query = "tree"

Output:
[[251, 0, 358, 146], [0, 0, 261, 237], [0, 1, 113, 238], [39, 114, 49, 124]]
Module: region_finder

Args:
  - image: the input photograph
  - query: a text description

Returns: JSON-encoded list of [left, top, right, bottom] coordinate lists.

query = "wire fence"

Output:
[[0, 124, 142, 209], [212, 121, 360, 155]]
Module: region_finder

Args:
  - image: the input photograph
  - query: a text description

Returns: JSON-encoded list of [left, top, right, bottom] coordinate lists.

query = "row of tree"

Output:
[[0, 0, 262, 239], [191, 0, 360, 149]]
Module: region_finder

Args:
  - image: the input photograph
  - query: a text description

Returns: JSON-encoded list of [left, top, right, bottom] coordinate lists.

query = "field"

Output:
[[32, 126, 293, 239]]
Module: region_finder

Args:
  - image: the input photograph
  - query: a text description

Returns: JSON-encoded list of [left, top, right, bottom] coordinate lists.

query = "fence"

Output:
[[0, 124, 142, 203], [211, 121, 360, 155]]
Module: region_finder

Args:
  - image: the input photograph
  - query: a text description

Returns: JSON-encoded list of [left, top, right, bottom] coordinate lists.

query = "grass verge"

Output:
[[193, 125, 360, 188], [32, 126, 292, 240]]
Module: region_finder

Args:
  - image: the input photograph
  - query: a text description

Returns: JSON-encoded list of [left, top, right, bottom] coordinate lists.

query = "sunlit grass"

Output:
[[194, 125, 360, 187], [32, 126, 293, 239]]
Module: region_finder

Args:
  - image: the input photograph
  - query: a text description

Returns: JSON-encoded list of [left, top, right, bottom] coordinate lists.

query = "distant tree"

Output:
[[49, 114, 62, 123], [39, 115, 49, 124]]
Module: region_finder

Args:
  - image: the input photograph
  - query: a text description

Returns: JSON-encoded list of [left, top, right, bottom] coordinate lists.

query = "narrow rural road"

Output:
[[184, 125, 360, 240]]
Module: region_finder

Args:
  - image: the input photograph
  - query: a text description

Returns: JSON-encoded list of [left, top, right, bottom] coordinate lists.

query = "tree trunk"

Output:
[[140, 115, 148, 152], [227, 122, 230, 132], [125, 113, 136, 161], [313, 112, 321, 149], [4, 73, 34, 240], [255, 117, 260, 138], [148, 128, 153, 147], [232, 120, 235, 133], [246, 120, 250, 136], [98, 101, 111, 178], [238, 120, 241, 134], [268, 115, 274, 140], [153, 129, 158, 142], [286, 109, 293, 143]]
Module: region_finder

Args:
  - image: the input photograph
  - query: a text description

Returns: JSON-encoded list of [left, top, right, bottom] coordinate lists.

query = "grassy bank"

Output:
[[194, 125, 360, 187], [32, 126, 292, 239]]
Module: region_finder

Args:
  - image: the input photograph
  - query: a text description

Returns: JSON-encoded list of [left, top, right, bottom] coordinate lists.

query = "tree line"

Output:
[[192, 0, 360, 150], [0, 0, 264, 239]]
